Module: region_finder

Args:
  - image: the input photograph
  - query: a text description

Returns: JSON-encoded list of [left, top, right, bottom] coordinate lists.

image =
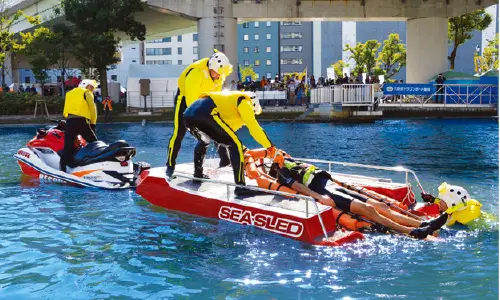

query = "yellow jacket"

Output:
[[201, 91, 272, 148], [178, 58, 223, 107], [63, 87, 97, 124]]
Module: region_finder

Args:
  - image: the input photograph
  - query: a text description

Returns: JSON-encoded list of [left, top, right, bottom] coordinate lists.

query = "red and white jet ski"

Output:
[[14, 120, 149, 189], [136, 159, 420, 246]]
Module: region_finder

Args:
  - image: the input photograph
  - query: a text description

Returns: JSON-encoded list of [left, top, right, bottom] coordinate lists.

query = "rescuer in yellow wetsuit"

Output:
[[166, 51, 233, 178], [61, 79, 98, 172], [183, 91, 276, 196]]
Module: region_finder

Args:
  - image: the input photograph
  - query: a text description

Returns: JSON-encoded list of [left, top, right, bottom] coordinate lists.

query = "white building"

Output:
[[145, 33, 199, 66], [108, 33, 199, 88]]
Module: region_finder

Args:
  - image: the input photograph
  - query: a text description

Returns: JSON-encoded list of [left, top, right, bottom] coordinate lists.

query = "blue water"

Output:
[[0, 119, 498, 299]]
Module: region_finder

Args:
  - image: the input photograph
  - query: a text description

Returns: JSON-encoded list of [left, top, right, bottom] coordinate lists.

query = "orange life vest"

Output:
[[103, 99, 113, 111], [244, 149, 372, 231]]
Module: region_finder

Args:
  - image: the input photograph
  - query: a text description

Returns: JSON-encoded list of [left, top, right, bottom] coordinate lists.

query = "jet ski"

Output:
[[14, 120, 150, 189]]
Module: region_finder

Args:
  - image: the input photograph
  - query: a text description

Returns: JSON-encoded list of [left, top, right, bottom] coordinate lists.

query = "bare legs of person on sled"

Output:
[[246, 148, 448, 239]]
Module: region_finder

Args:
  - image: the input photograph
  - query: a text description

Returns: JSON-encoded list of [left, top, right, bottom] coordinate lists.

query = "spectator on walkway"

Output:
[[237, 80, 243, 90], [435, 73, 446, 104], [102, 95, 113, 122], [31, 85, 37, 95], [287, 80, 296, 106], [18, 85, 24, 93], [264, 79, 271, 91], [310, 75, 316, 89], [229, 80, 237, 90], [260, 76, 267, 90]]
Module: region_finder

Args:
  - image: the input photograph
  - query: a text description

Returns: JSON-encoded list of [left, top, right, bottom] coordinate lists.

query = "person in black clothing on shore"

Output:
[[435, 73, 446, 104]]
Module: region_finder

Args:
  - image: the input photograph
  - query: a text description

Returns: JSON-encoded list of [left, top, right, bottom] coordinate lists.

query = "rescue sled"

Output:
[[136, 159, 423, 246]]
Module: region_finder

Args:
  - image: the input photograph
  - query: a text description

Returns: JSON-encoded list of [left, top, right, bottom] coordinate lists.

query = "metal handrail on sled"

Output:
[[294, 158, 426, 194], [172, 173, 330, 241]]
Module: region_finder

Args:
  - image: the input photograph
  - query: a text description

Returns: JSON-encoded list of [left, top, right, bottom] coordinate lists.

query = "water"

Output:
[[0, 119, 498, 299]]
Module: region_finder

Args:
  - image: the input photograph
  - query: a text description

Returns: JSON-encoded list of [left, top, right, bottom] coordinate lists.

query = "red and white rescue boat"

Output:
[[136, 159, 420, 246]]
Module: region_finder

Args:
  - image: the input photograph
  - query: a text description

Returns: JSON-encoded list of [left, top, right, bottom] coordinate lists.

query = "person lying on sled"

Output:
[[420, 182, 482, 226], [246, 149, 448, 239]]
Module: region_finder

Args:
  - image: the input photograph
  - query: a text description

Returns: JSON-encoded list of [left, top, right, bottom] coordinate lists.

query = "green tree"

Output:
[[482, 33, 498, 70], [330, 60, 349, 78], [376, 33, 406, 79], [239, 64, 258, 81], [22, 27, 53, 95], [344, 40, 381, 75], [448, 9, 492, 70], [62, 0, 146, 97], [0, 1, 44, 85]]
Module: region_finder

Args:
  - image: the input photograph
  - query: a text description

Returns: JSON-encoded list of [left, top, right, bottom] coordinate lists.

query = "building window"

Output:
[[243, 22, 249, 28], [254, 21, 259, 28], [280, 58, 303, 65], [162, 48, 171, 55], [193, 33, 198, 41], [25, 77, 30, 84], [244, 34, 249, 41], [266, 72, 272, 78], [254, 46, 259, 53], [255, 73, 259, 79], [266, 21, 271, 27], [177, 35, 182, 42], [178, 60, 182, 65], [131, 47, 136, 50], [178, 47, 182, 55], [266, 33, 271, 40], [243, 47, 249, 53], [163, 37, 171, 42], [266, 46, 271, 53], [111, 75, 118, 81], [254, 34, 259, 41], [280, 45, 303, 52], [132, 60, 137, 63], [280, 21, 302, 26], [146, 48, 164, 55], [255, 59, 260, 66], [193, 59, 197, 62], [244, 60, 249, 66], [166, 60, 172, 64], [193, 46, 198, 54], [280, 33, 303, 39], [266, 59, 271, 66]]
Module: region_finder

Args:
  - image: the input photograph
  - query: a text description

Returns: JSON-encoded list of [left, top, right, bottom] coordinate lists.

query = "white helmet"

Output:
[[79, 79, 98, 89], [438, 182, 470, 211], [245, 91, 262, 115], [208, 51, 233, 81]]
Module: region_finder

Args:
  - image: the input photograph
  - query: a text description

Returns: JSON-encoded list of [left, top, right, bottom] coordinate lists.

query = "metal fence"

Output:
[[127, 90, 289, 110], [310, 84, 375, 105], [127, 91, 177, 112]]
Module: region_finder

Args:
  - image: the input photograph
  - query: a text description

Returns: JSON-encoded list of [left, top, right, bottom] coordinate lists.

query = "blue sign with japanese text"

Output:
[[382, 83, 436, 95]]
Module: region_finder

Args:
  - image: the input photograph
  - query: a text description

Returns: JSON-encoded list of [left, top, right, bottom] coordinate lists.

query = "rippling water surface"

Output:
[[0, 119, 498, 299]]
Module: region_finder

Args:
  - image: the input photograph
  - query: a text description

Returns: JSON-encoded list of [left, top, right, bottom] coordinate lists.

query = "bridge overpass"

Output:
[[4, 0, 497, 84]]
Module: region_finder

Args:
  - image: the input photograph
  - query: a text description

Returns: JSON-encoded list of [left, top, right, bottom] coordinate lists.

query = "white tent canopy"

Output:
[[126, 64, 185, 109]]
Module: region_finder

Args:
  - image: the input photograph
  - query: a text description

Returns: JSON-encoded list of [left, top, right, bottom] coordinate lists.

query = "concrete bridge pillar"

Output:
[[197, 0, 238, 84], [406, 17, 448, 83]]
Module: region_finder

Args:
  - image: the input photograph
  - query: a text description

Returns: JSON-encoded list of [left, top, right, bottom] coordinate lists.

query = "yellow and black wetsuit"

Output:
[[183, 91, 272, 185], [61, 87, 98, 171], [166, 58, 226, 172]]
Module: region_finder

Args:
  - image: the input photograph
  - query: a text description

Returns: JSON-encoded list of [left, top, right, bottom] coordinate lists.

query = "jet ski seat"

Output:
[[72, 140, 133, 166]]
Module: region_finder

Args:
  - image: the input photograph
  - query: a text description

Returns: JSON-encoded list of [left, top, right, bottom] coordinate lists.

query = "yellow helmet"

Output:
[[208, 51, 233, 81]]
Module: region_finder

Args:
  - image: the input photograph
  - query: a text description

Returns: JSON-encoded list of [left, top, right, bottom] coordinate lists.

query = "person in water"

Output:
[[166, 50, 233, 178], [420, 182, 482, 226], [183, 91, 276, 196], [265, 151, 448, 239]]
